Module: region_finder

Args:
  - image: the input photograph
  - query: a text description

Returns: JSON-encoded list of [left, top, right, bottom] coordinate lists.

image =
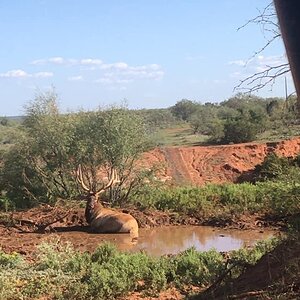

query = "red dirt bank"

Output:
[[142, 137, 300, 185]]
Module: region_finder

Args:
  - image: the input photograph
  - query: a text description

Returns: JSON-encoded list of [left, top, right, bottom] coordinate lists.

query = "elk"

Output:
[[76, 165, 139, 238]]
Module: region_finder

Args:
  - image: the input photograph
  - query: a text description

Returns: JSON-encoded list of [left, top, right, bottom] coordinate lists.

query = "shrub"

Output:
[[0, 250, 23, 268], [254, 153, 291, 181], [172, 247, 224, 287], [0, 237, 282, 300], [222, 118, 258, 144]]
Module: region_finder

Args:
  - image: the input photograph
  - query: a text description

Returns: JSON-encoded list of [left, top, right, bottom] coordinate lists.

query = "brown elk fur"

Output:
[[77, 166, 139, 238]]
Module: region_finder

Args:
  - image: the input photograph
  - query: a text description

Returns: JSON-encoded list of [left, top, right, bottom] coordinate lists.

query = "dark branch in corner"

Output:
[[234, 2, 290, 93], [235, 63, 290, 93]]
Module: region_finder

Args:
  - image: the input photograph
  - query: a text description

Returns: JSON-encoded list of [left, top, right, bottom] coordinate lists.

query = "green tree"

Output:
[[70, 108, 149, 204], [0, 117, 8, 126], [170, 99, 199, 121], [0, 91, 149, 207], [190, 105, 218, 135], [254, 153, 292, 181], [221, 116, 258, 144], [136, 108, 178, 131], [1, 91, 78, 205]]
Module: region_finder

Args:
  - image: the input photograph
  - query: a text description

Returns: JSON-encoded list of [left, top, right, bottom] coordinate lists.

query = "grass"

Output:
[[151, 123, 300, 148], [257, 124, 300, 142], [129, 181, 300, 219], [0, 237, 278, 300], [151, 124, 208, 147]]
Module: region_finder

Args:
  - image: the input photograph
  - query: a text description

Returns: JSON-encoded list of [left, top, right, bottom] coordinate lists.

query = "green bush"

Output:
[[228, 238, 279, 278], [0, 237, 281, 300], [0, 250, 23, 268], [254, 153, 291, 181], [256, 181, 300, 215], [221, 118, 259, 144], [172, 247, 224, 286], [130, 179, 300, 218]]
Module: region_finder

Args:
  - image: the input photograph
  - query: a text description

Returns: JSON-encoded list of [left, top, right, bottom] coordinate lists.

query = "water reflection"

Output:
[[131, 226, 275, 256], [5, 226, 275, 257]]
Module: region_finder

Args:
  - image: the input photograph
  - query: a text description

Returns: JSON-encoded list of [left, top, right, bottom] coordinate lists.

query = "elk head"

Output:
[[76, 164, 119, 202]]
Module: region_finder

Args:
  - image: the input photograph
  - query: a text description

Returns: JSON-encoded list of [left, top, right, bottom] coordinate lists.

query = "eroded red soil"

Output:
[[142, 137, 300, 185], [2, 138, 299, 257], [1, 138, 299, 299]]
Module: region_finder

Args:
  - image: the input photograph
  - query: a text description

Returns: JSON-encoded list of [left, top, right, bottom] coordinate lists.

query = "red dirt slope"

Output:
[[142, 137, 300, 185]]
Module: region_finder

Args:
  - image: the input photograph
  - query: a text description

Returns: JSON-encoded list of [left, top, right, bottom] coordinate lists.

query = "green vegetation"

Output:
[[1, 92, 300, 299], [128, 153, 300, 220], [150, 125, 207, 147], [130, 180, 300, 219], [0, 91, 150, 207], [0, 91, 300, 214], [0, 117, 22, 152], [169, 93, 299, 145], [1, 93, 299, 152], [0, 238, 278, 300]]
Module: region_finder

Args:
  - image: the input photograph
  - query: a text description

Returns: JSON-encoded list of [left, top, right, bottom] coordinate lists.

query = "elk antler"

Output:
[[76, 164, 90, 192], [95, 168, 119, 196]]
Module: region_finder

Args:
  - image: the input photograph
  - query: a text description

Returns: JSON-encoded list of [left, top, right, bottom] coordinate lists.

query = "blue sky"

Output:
[[0, 0, 293, 116]]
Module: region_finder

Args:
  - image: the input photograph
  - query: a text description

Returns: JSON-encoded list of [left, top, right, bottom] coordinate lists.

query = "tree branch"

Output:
[[235, 63, 290, 93], [234, 2, 290, 93]]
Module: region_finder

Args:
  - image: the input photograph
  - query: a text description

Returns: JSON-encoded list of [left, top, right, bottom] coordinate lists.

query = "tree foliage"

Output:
[[0, 91, 149, 207], [170, 99, 199, 121], [168, 93, 298, 145]]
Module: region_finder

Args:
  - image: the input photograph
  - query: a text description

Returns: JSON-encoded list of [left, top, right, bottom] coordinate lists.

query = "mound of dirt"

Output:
[[142, 137, 300, 185]]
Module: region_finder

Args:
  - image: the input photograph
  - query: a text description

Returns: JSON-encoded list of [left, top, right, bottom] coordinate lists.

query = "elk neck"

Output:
[[85, 193, 103, 224]]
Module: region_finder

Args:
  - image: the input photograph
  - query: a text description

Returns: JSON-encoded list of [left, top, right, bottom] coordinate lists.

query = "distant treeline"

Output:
[[133, 93, 298, 143], [1, 92, 299, 146]]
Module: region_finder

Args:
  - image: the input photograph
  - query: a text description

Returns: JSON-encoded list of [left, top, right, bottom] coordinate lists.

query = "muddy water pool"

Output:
[[1, 225, 277, 256], [131, 226, 276, 256], [10, 225, 276, 257]]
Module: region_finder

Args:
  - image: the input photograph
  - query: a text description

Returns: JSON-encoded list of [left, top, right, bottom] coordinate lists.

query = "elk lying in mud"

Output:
[[76, 165, 139, 238]]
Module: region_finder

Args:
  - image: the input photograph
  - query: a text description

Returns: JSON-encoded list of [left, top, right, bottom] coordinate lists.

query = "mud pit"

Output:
[[1, 138, 296, 257], [0, 225, 276, 257], [0, 205, 278, 258]]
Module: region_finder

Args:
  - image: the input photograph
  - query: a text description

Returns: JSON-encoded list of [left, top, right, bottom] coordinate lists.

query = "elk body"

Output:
[[77, 166, 139, 238]]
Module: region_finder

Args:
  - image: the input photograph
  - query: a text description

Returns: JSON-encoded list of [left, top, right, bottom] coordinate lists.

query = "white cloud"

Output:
[[0, 69, 30, 78], [34, 72, 53, 78], [229, 54, 289, 78], [31, 57, 72, 65], [0, 69, 53, 78], [30, 59, 46, 65], [94, 64, 164, 85], [68, 75, 83, 81], [94, 76, 133, 85], [30, 57, 103, 67], [100, 62, 129, 70], [228, 59, 247, 67], [255, 55, 287, 71], [28, 56, 164, 84], [80, 58, 102, 66], [49, 57, 65, 64]]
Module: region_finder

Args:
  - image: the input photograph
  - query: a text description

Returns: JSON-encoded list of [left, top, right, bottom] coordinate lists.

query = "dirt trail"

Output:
[[142, 137, 300, 185], [162, 147, 193, 184]]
